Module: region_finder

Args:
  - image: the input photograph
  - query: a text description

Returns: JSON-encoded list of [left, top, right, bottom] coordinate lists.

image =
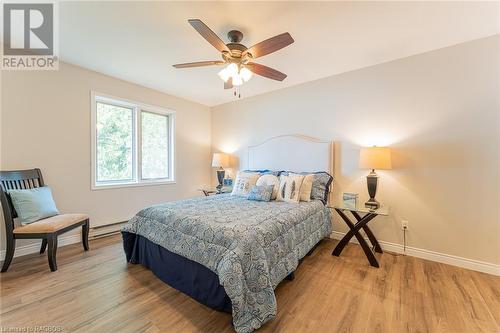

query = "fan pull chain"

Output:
[[232, 87, 242, 99]]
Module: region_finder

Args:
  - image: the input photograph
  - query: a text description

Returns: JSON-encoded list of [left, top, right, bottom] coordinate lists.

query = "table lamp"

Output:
[[359, 146, 392, 209], [212, 153, 230, 192]]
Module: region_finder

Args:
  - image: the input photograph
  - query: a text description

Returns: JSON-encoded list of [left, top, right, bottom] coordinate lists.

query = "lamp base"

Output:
[[364, 198, 380, 209], [365, 170, 380, 209], [216, 169, 225, 193]]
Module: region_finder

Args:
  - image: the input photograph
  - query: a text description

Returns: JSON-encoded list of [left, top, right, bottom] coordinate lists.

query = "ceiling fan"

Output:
[[173, 19, 294, 90]]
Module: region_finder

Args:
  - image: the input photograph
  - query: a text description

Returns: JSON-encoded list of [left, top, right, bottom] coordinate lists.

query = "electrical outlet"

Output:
[[401, 220, 409, 230]]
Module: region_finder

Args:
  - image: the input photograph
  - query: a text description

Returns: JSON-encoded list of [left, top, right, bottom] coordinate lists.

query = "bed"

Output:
[[122, 135, 335, 333]]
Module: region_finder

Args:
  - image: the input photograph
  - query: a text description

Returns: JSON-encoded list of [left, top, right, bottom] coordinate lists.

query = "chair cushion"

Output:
[[13, 214, 89, 234]]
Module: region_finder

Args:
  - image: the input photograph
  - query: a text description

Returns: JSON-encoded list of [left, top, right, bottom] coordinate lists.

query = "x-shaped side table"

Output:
[[330, 205, 388, 267]]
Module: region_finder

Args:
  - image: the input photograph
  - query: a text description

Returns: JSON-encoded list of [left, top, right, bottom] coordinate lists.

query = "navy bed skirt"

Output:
[[122, 231, 232, 313]]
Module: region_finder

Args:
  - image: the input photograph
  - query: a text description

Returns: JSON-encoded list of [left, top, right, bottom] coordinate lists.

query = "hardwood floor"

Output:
[[1, 235, 499, 333]]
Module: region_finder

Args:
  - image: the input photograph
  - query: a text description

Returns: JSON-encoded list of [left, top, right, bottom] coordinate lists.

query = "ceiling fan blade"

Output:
[[246, 63, 287, 81], [224, 77, 233, 89], [188, 19, 231, 54], [173, 61, 225, 68], [244, 32, 294, 59]]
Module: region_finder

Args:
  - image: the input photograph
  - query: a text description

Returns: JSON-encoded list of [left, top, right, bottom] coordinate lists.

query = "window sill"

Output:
[[91, 180, 176, 191]]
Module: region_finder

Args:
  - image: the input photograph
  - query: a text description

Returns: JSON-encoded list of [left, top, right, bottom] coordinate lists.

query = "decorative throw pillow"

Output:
[[8, 186, 60, 225], [231, 171, 260, 197], [256, 174, 280, 200], [247, 185, 274, 202], [310, 172, 334, 204], [290, 173, 313, 202], [276, 174, 305, 203]]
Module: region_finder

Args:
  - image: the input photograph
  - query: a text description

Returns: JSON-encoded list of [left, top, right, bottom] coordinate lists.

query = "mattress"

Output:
[[122, 194, 332, 333]]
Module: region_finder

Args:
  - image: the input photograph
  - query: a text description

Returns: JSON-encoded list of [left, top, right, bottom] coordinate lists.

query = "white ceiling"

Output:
[[60, 1, 500, 106]]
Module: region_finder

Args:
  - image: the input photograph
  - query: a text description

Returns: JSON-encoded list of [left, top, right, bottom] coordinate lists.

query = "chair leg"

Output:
[[40, 238, 47, 254], [82, 220, 90, 251], [1, 237, 16, 272], [47, 235, 58, 272]]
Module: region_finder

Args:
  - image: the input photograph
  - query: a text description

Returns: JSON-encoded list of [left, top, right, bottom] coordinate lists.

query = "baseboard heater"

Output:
[[90, 221, 127, 239]]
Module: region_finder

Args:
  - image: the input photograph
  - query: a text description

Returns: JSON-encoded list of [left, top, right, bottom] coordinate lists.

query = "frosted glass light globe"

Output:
[[240, 67, 253, 82], [218, 68, 230, 82], [226, 63, 239, 76], [232, 74, 243, 86]]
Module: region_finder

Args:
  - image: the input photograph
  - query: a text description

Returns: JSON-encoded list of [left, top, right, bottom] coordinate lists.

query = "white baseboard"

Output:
[[0, 223, 124, 262], [0, 234, 82, 261], [330, 231, 500, 276]]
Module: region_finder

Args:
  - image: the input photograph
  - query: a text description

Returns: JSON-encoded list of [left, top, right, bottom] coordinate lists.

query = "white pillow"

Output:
[[276, 174, 305, 203], [290, 173, 313, 202], [231, 171, 260, 197], [256, 174, 280, 200]]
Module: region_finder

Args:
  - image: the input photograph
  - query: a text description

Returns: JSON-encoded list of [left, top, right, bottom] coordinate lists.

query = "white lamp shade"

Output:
[[359, 147, 392, 170], [212, 153, 230, 168]]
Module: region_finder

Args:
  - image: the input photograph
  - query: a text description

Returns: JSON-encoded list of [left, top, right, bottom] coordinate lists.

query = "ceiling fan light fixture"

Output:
[[218, 63, 250, 86], [240, 67, 253, 82]]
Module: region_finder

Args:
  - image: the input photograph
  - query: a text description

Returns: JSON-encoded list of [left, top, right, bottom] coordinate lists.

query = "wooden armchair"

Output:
[[0, 169, 89, 272]]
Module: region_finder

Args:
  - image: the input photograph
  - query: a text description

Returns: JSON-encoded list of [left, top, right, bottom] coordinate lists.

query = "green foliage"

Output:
[[96, 102, 133, 182]]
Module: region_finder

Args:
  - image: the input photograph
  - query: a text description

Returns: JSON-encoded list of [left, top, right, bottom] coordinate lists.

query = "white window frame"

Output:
[[90, 91, 175, 190]]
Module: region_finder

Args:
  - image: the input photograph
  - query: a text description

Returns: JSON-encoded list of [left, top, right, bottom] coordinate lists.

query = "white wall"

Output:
[[1, 62, 212, 251], [211, 36, 500, 265]]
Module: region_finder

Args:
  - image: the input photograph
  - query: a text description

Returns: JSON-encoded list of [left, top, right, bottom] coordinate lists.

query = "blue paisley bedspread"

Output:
[[122, 194, 332, 333]]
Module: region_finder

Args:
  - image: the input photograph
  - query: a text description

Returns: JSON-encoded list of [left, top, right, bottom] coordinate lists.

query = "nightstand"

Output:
[[328, 204, 389, 267], [199, 186, 232, 196]]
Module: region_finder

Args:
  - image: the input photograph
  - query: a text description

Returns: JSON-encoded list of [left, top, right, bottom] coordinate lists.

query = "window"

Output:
[[91, 92, 175, 189]]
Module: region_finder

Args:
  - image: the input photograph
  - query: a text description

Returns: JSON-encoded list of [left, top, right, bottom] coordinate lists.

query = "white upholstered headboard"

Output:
[[247, 135, 334, 175]]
